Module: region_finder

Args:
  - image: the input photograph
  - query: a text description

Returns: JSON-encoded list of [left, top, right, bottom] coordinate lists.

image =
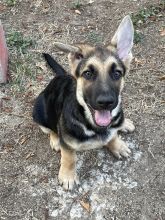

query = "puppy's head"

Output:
[[55, 15, 134, 127]]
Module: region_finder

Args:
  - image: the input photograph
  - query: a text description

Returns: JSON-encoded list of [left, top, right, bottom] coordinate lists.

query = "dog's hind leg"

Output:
[[58, 147, 79, 190], [50, 131, 60, 152], [39, 125, 51, 134], [120, 118, 135, 133], [39, 126, 60, 151]]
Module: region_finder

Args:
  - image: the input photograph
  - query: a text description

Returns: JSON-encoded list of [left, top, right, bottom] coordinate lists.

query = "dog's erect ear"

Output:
[[54, 42, 93, 76], [110, 15, 134, 64], [54, 42, 84, 76]]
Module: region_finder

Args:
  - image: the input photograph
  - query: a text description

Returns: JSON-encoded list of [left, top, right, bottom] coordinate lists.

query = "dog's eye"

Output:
[[111, 70, 122, 80], [82, 71, 95, 80]]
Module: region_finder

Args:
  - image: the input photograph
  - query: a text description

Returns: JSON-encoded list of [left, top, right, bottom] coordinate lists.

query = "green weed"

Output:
[[131, 3, 164, 44], [9, 55, 36, 91], [6, 0, 17, 6], [7, 31, 33, 53], [134, 31, 144, 44], [6, 31, 36, 92], [71, 0, 82, 9], [132, 3, 164, 27]]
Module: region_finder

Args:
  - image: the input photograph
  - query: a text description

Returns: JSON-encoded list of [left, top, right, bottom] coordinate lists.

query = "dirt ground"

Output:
[[0, 0, 165, 219]]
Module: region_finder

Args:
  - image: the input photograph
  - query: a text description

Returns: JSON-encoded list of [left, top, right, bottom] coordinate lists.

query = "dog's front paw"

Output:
[[107, 137, 131, 159], [50, 138, 60, 151], [120, 118, 135, 133], [111, 139, 131, 159], [58, 168, 79, 190]]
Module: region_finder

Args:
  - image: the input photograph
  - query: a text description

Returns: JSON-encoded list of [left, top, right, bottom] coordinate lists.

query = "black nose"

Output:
[[96, 95, 115, 109]]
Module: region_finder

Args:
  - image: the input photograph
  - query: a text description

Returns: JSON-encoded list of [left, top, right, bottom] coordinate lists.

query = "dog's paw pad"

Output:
[[50, 139, 60, 151], [121, 118, 135, 133], [58, 170, 79, 190], [111, 140, 131, 159]]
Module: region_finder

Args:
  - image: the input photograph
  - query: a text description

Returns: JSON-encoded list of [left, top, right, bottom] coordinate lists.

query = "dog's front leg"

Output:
[[58, 147, 79, 190], [106, 135, 131, 159], [50, 131, 60, 151]]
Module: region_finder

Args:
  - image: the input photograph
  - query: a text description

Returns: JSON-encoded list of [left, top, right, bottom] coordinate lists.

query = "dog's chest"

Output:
[[65, 127, 117, 151]]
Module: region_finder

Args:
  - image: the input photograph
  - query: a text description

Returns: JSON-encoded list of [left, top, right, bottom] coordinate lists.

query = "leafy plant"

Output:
[[134, 31, 144, 44], [132, 4, 164, 27], [71, 0, 82, 9], [7, 31, 33, 53], [6, 0, 17, 7]]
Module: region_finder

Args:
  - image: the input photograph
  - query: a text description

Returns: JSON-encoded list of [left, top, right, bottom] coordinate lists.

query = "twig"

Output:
[[0, 112, 30, 119], [148, 146, 155, 159], [132, 67, 164, 73]]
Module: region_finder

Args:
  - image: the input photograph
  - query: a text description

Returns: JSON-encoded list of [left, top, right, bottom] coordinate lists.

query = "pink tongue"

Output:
[[94, 110, 112, 127]]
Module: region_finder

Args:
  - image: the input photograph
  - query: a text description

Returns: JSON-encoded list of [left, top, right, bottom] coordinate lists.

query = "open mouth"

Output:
[[88, 105, 112, 127]]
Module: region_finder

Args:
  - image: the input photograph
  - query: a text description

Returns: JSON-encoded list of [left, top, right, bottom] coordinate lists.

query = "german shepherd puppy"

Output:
[[33, 15, 135, 190]]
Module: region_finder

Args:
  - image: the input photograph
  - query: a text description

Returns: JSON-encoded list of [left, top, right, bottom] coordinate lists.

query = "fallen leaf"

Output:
[[36, 75, 44, 81], [137, 20, 143, 25], [26, 152, 35, 159], [80, 200, 90, 213], [39, 176, 49, 183], [160, 29, 165, 36], [27, 83, 32, 88], [22, 21, 28, 29], [149, 16, 156, 21], [54, 28, 63, 34], [42, 26, 48, 33], [75, 9, 81, 15], [0, 4, 6, 12], [159, 76, 165, 81], [25, 91, 33, 97], [35, 0, 42, 8], [36, 61, 47, 71], [20, 136, 29, 145], [134, 57, 145, 66], [43, 2, 50, 13], [4, 143, 13, 152], [2, 96, 11, 100], [3, 107, 12, 113]]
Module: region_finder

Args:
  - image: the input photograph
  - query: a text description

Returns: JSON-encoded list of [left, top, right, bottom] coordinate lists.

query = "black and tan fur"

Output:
[[33, 16, 135, 190]]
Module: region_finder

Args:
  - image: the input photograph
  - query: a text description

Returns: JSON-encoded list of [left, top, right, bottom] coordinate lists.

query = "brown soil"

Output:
[[0, 0, 164, 219]]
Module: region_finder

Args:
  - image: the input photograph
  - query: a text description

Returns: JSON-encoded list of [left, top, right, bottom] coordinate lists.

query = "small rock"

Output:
[[75, 9, 81, 15]]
